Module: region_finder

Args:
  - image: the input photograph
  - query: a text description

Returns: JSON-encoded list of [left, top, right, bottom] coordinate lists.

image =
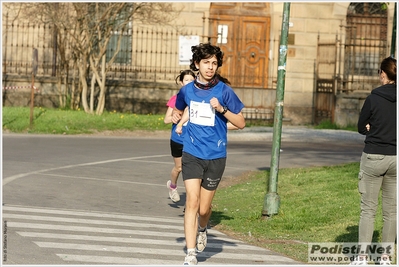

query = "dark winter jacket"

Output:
[[357, 83, 397, 155]]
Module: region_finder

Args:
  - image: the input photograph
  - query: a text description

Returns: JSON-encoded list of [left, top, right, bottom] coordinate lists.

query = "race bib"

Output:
[[189, 100, 215, 126]]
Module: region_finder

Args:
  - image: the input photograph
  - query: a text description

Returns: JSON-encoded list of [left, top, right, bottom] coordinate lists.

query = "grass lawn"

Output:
[[2, 107, 172, 134], [211, 163, 387, 264]]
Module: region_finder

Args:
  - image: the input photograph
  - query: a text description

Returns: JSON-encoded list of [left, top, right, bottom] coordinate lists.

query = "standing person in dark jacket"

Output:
[[351, 57, 396, 265]]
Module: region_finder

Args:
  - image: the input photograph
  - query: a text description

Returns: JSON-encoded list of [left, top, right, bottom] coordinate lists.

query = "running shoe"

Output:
[[196, 228, 207, 253], [183, 250, 198, 265], [166, 180, 180, 202]]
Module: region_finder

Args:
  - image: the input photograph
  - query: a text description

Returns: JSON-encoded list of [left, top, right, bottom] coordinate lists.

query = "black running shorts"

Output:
[[181, 152, 226, 191], [170, 139, 183, 158]]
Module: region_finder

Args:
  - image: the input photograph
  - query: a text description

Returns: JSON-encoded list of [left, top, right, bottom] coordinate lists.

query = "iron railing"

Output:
[[2, 19, 202, 83]]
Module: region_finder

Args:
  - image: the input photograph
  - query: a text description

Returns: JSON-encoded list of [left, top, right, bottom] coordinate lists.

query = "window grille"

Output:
[[105, 5, 133, 64], [345, 3, 388, 81]]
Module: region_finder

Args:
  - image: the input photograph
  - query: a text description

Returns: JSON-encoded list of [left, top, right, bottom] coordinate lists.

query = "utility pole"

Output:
[[390, 2, 396, 58], [262, 2, 291, 219]]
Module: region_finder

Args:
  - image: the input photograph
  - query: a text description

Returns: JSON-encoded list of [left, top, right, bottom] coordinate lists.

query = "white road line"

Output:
[[39, 173, 166, 187], [36, 241, 295, 262], [3, 205, 183, 224], [17, 232, 263, 251], [3, 154, 170, 186], [4, 213, 183, 230], [8, 222, 244, 244], [7, 222, 181, 237], [4, 206, 299, 265], [56, 254, 184, 265], [128, 159, 175, 165]]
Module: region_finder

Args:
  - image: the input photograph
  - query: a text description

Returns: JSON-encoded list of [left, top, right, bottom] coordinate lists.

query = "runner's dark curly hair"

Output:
[[189, 43, 231, 85], [189, 43, 224, 70]]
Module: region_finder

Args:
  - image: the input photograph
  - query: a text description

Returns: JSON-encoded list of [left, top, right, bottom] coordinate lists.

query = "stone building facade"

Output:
[[2, 2, 396, 126]]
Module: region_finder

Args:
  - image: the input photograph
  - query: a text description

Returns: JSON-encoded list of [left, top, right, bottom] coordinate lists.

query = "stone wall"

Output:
[[3, 75, 368, 126], [334, 92, 368, 128], [2, 75, 277, 121], [2, 75, 180, 115]]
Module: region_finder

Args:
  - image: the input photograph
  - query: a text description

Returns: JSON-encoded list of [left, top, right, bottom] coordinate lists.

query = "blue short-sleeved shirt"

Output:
[[175, 82, 244, 160]]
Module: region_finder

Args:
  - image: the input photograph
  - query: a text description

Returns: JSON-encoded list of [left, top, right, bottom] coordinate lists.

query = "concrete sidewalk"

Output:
[[228, 125, 365, 143], [45, 125, 365, 144]]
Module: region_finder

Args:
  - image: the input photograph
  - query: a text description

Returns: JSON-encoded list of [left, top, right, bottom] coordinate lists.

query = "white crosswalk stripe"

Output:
[[3, 205, 298, 265]]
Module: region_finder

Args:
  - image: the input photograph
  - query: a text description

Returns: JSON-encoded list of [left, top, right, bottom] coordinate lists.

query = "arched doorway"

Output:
[[209, 3, 271, 89]]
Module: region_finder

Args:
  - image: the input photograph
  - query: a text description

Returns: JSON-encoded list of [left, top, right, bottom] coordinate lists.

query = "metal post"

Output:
[[262, 2, 291, 219], [390, 2, 396, 58]]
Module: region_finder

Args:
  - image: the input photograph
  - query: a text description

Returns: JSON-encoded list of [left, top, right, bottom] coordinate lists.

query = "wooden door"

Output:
[[238, 16, 270, 87], [210, 3, 270, 89]]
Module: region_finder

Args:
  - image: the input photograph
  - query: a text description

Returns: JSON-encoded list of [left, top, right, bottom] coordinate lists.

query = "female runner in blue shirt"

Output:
[[164, 70, 195, 203], [172, 43, 245, 265]]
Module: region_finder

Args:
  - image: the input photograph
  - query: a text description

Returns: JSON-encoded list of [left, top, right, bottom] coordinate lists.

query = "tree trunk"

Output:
[[57, 75, 64, 108], [95, 54, 107, 115], [79, 63, 90, 113], [64, 62, 70, 108], [75, 82, 82, 110], [90, 72, 96, 113], [71, 62, 77, 109]]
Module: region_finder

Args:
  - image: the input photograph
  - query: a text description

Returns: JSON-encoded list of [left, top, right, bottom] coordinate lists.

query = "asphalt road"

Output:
[[2, 128, 365, 265]]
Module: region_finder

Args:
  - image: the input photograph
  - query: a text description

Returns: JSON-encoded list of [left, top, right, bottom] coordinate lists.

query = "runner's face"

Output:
[[181, 74, 195, 86], [195, 55, 218, 83]]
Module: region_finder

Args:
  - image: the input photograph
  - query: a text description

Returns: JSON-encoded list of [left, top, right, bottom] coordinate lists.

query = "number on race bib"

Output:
[[189, 100, 215, 126]]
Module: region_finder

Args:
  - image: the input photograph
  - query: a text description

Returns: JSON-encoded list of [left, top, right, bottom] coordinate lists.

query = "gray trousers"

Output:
[[358, 152, 397, 243]]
